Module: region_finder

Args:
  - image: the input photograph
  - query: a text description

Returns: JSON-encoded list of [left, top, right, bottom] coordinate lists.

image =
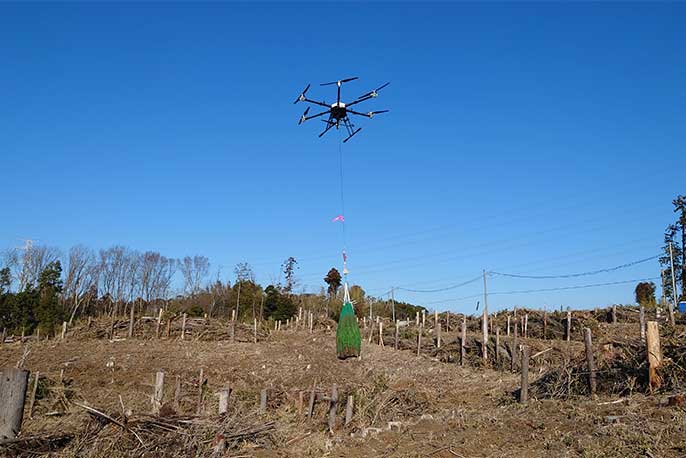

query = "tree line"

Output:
[[0, 245, 424, 336]]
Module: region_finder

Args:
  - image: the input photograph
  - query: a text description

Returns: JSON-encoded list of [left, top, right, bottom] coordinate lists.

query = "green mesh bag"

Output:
[[336, 299, 361, 359]]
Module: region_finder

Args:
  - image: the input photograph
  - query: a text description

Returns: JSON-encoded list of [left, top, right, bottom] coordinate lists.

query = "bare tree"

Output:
[[17, 245, 61, 290], [63, 245, 98, 324], [140, 251, 177, 302], [98, 245, 130, 314], [180, 255, 210, 296]]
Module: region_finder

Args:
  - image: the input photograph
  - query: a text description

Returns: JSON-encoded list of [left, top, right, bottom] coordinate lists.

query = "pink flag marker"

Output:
[[332, 215, 345, 222]]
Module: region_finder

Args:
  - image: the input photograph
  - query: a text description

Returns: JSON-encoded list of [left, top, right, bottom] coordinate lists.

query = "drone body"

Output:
[[294, 77, 389, 143]]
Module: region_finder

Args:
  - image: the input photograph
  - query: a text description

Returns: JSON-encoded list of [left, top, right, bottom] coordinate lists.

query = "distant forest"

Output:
[[0, 246, 423, 336]]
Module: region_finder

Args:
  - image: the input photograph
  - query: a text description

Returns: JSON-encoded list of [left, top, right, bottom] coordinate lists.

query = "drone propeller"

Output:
[[357, 82, 390, 100], [298, 107, 311, 125], [321, 77, 358, 86], [293, 83, 311, 104], [367, 110, 389, 118]]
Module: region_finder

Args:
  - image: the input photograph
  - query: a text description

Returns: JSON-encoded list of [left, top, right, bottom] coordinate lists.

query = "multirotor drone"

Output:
[[293, 77, 389, 143]]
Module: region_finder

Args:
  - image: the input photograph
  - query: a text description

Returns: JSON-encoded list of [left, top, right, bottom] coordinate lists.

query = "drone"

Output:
[[293, 77, 389, 143]]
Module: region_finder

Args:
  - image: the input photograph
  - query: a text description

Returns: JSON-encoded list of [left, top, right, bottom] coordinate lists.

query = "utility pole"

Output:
[[669, 242, 677, 324], [390, 287, 396, 322], [236, 281, 241, 322], [661, 269, 667, 307], [482, 269, 489, 361]]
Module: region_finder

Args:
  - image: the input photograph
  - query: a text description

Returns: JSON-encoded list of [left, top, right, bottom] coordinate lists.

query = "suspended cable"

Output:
[[488, 276, 661, 295], [395, 274, 482, 293], [422, 276, 661, 305], [489, 254, 660, 279]]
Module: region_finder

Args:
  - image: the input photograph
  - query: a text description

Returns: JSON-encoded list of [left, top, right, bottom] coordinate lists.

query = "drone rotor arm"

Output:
[[303, 110, 330, 121], [301, 98, 330, 108], [344, 96, 373, 108], [346, 109, 372, 117]]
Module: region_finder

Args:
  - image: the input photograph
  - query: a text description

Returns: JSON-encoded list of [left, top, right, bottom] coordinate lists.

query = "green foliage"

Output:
[[263, 285, 296, 321], [187, 305, 205, 317], [324, 267, 342, 297], [281, 257, 298, 293], [661, 195, 686, 302], [0, 288, 38, 333], [35, 261, 64, 336], [336, 301, 361, 359], [0, 267, 10, 294], [635, 281, 657, 308]]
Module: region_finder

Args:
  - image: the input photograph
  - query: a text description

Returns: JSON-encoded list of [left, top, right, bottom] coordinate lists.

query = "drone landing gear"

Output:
[[341, 117, 361, 143]]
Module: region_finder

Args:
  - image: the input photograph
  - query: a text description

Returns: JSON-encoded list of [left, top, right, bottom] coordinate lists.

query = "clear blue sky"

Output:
[[2, 2, 684, 312]]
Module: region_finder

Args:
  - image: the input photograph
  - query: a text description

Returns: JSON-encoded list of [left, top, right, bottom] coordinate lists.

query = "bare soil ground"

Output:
[[1, 318, 686, 457]]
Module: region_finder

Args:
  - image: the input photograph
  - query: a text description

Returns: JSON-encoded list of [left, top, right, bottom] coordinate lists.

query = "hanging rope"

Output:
[[338, 128, 349, 281]]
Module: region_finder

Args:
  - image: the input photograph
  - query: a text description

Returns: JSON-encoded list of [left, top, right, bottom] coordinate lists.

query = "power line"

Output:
[[489, 254, 660, 279], [488, 276, 661, 296], [395, 274, 482, 293], [422, 276, 661, 305]]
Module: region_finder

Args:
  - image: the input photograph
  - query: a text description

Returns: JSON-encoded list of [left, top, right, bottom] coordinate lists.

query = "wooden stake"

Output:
[[345, 394, 354, 426], [639, 306, 646, 341], [61, 321, 67, 340], [566, 309, 572, 342], [155, 308, 163, 339], [415, 311, 419, 326], [507, 315, 511, 336], [612, 304, 617, 324], [460, 316, 466, 366], [0, 368, 30, 441], [482, 312, 488, 362], [394, 321, 399, 350], [218, 390, 229, 415], [583, 328, 597, 396], [646, 321, 662, 390], [181, 313, 187, 340], [378, 322, 383, 347], [446, 311, 450, 332], [437, 322, 442, 349], [174, 375, 181, 411], [417, 323, 423, 356], [519, 346, 529, 404], [511, 323, 519, 372], [152, 371, 164, 414], [495, 327, 500, 367], [260, 389, 267, 413], [307, 380, 317, 417], [196, 368, 204, 415], [524, 314, 528, 338], [542, 307, 547, 340], [253, 318, 258, 344], [128, 303, 135, 338], [28, 371, 39, 419], [328, 384, 338, 432], [297, 391, 304, 416]]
